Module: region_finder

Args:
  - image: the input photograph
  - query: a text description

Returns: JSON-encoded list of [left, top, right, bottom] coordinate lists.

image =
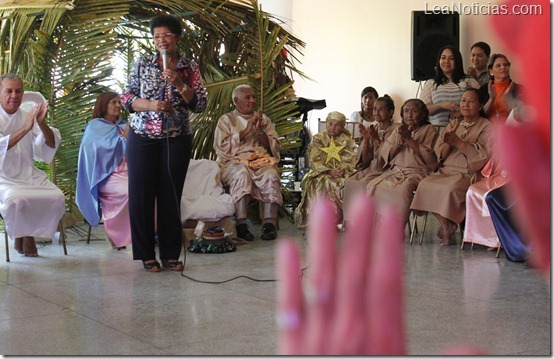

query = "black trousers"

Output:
[[126, 130, 192, 261]]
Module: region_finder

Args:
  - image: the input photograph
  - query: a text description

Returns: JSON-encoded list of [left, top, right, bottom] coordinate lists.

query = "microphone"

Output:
[[161, 49, 168, 71]]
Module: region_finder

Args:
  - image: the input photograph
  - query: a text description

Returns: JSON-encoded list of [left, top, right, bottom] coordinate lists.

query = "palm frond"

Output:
[[0, 0, 308, 215]]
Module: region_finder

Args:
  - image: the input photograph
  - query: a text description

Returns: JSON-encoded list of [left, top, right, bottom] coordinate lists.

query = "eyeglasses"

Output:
[[153, 32, 176, 41]]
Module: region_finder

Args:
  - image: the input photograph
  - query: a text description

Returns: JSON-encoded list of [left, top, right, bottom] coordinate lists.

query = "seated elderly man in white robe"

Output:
[[214, 84, 282, 241], [0, 74, 65, 257]]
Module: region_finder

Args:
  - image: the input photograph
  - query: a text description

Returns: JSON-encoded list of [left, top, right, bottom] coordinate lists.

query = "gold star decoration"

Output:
[[320, 137, 345, 164]]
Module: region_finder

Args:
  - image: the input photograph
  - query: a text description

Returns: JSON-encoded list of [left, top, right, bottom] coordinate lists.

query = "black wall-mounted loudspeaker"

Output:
[[411, 11, 459, 82]]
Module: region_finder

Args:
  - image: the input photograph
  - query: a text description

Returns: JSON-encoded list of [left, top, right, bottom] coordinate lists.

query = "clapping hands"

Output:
[[25, 102, 49, 130], [467, 66, 478, 81], [398, 124, 412, 142], [359, 124, 379, 143], [245, 109, 264, 133], [442, 130, 463, 148]]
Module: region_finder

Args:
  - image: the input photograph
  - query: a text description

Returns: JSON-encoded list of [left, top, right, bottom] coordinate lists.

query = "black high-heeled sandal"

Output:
[[161, 260, 184, 271], [142, 260, 161, 272]]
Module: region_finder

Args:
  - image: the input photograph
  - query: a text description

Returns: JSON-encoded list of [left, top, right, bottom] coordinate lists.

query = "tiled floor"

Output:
[[0, 216, 550, 355]]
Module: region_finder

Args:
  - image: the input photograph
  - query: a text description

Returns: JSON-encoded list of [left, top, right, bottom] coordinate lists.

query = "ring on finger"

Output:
[[305, 284, 330, 304], [275, 309, 301, 330]]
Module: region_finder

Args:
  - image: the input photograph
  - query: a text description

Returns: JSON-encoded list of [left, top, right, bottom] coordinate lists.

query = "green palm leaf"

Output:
[[0, 0, 307, 217]]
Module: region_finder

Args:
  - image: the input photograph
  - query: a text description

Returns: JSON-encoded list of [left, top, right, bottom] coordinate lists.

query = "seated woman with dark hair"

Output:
[[76, 92, 131, 250], [411, 88, 493, 245], [343, 95, 398, 222], [349, 86, 379, 141], [463, 95, 526, 249], [367, 99, 438, 226], [294, 111, 356, 229]]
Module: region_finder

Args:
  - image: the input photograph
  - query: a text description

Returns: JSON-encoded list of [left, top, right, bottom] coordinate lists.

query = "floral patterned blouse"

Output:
[[121, 52, 207, 138]]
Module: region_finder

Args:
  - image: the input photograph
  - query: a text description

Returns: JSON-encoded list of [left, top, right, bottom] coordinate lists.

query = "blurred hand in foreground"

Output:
[[277, 195, 406, 355], [276, 195, 489, 355]]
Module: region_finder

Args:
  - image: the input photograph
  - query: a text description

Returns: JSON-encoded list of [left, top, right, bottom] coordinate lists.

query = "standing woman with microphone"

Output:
[[121, 14, 207, 272]]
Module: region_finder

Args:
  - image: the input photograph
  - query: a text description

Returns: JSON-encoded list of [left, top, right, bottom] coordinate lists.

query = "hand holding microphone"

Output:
[[160, 49, 176, 81], [161, 49, 169, 72], [151, 100, 172, 115], [160, 49, 187, 91]]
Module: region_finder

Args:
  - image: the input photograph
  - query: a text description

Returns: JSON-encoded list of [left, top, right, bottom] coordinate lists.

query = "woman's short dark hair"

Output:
[[462, 87, 487, 117], [361, 86, 378, 99], [433, 45, 467, 88], [487, 53, 511, 70], [375, 94, 395, 116], [462, 87, 484, 104], [92, 92, 119, 119], [359, 86, 379, 115], [400, 98, 430, 125], [150, 15, 182, 35], [471, 41, 491, 57]]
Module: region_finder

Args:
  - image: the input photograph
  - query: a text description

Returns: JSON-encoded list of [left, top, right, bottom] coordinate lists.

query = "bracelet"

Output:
[[178, 85, 188, 95]]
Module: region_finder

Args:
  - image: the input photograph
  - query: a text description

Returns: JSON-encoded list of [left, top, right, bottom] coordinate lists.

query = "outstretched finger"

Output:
[[304, 196, 338, 354], [276, 239, 304, 355], [366, 204, 406, 355], [329, 194, 376, 354]]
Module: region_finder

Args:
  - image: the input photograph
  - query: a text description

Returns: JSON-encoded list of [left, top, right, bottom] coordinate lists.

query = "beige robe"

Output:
[[410, 117, 493, 223], [343, 123, 398, 220], [214, 110, 282, 205], [367, 123, 438, 222]]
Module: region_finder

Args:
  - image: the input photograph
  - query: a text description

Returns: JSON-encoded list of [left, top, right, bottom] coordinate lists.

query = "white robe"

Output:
[[0, 106, 65, 240]]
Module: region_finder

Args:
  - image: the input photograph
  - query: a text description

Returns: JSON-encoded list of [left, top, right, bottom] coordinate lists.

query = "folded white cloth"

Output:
[[181, 159, 235, 222]]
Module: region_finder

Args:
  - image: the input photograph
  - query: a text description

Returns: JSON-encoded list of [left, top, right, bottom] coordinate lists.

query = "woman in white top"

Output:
[[420, 45, 480, 126], [349, 86, 378, 140]]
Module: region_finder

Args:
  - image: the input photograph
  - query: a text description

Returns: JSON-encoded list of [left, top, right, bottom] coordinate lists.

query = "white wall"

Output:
[[259, 0, 293, 29], [261, 0, 515, 132]]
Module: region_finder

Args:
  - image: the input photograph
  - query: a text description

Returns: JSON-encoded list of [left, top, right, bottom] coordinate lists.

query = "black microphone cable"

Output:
[[163, 80, 307, 284], [161, 82, 188, 276]]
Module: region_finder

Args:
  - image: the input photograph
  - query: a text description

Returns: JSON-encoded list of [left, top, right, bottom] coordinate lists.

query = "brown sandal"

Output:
[[142, 260, 161, 272]]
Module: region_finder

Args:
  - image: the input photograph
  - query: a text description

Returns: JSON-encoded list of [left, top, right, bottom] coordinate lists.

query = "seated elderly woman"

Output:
[[463, 97, 525, 249], [367, 99, 438, 226], [76, 92, 131, 250], [343, 95, 398, 222], [294, 111, 356, 229], [411, 88, 493, 245]]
